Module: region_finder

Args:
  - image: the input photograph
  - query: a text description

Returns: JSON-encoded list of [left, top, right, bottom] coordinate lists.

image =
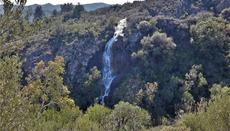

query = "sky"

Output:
[[9, 0, 139, 5]]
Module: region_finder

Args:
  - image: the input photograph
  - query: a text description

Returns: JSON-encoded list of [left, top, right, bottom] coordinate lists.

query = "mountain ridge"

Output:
[[0, 2, 111, 15]]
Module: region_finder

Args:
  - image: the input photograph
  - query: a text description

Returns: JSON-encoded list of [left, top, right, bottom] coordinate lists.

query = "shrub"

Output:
[[105, 102, 151, 131]]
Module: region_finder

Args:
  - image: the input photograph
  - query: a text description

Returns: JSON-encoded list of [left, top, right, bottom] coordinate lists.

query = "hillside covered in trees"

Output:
[[0, 0, 230, 130]]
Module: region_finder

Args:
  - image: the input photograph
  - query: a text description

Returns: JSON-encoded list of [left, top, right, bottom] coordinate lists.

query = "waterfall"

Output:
[[101, 18, 127, 104]]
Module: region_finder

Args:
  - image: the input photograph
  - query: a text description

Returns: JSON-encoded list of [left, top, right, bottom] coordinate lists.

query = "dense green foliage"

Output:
[[105, 102, 151, 131], [0, 0, 230, 130], [0, 56, 32, 130], [179, 87, 230, 131]]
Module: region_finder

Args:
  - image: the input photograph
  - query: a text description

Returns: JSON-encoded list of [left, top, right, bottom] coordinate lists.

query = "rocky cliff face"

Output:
[[56, 32, 99, 87], [21, 29, 112, 89]]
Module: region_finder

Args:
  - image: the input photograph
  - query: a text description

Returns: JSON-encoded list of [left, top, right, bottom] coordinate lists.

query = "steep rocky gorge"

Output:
[[20, 0, 230, 106]]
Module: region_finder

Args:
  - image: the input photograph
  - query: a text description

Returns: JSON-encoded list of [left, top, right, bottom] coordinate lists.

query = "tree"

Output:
[[72, 2, 85, 19], [0, 56, 32, 130], [132, 31, 176, 63], [2, 0, 27, 16], [2, 0, 13, 15], [105, 102, 151, 131], [131, 31, 176, 83], [34, 6, 44, 21], [181, 93, 230, 131], [83, 66, 101, 87], [85, 104, 112, 128], [21, 56, 84, 130], [183, 65, 208, 101], [75, 116, 100, 131], [23, 56, 72, 112], [35, 107, 81, 130], [136, 82, 158, 114], [137, 82, 159, 106], [138, 19, 157, 35], [52, 9, 58, 17], [136, 82, 162, 124], [209, 84, 230, 100], [191, 17, 230, 54], [179, 65, 208, 112], [203, 91, 230, 131], [60, 3, 74, 13], [73, 66, 102, 110], [190, 17, 230, 83], [0, 0, 35, 53], [180, 91, 195, 113], [15, 0, 27, 5], [141, 32, 176, 56]]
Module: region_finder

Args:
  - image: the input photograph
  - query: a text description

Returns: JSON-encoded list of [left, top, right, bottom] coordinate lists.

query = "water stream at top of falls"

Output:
[[101, 18, 127, 104]]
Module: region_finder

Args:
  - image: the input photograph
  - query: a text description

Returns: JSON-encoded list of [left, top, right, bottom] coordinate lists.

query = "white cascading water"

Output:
[[101, 18, 127, 104]]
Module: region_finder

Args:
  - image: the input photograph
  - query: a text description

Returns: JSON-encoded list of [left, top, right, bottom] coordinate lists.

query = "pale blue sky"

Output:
[[24, 0, 139, 5]]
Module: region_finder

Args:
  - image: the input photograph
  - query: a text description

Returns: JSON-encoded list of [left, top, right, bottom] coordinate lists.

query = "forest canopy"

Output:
[[0, 0, 230, 130]]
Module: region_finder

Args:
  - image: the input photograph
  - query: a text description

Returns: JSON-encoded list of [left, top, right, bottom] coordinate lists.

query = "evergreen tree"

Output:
[[52, 9, 58, 17], [60, 3, 74, 13], [2, 0, 26, 16], [34, 6, 44, 21], [72, 2, 85, 19], [2, 0, 13, 15]]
